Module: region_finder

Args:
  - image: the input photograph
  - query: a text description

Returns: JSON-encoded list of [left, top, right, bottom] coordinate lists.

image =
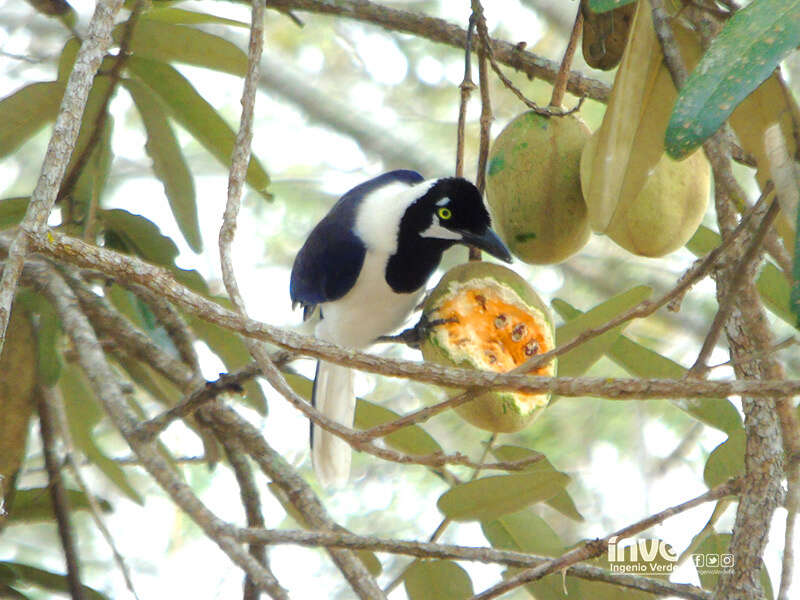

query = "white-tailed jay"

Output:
[[290, 170, 511, 485]]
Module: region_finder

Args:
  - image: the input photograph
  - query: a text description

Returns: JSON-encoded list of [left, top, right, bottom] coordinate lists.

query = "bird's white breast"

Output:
[[316, 251, 423, 349]]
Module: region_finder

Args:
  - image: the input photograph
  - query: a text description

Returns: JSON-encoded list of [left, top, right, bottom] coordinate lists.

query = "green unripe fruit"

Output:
[[486, 111, 592, 265], [580, 132, 711, 257]]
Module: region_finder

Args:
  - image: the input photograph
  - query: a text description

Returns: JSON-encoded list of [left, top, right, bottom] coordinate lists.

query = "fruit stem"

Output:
[[550, 7, 584, 109], [455, 14, 477, 179], [471, 0, 494, 261]]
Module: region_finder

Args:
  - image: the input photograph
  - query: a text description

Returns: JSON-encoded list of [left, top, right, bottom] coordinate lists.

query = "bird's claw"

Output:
[[376, 314, 458, 349]]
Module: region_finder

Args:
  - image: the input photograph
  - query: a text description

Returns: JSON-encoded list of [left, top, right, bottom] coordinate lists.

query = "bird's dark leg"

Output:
[[376, 313, 458, 349]]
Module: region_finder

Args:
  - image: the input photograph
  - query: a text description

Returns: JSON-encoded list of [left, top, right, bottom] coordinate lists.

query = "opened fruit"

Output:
[[486, 111, 591, 264], [420, 262, 555, 433]]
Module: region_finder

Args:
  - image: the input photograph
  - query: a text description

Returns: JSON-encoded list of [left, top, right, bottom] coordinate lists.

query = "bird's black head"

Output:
[[403, 177, 512, 262]]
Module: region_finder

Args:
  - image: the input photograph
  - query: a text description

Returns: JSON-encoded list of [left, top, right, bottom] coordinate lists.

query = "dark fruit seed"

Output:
[[524, 340, 539, 356], [475, 294, 487, 310], [484, 350, 498, 364], [511, 323, 527, 342], [494, 314, 508, 329]]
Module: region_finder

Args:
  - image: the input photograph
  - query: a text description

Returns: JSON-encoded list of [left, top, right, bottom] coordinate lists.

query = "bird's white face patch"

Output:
[[419, 219, 463, 241], [436, 197, 451, 207]]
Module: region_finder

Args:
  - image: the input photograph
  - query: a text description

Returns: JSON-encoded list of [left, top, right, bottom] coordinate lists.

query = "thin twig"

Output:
[[470, 0, 492, 261], [778, 472, 799, 600], [472, 2, 580, 118], [455, 15, 476, 178], [58, 0, 147, 216], [0, 0, 123, 355], [469, 477, 741, 600], [220, 438, 274, 600], [549, 6, 583, 108], [703, 336, 798, 373], [135, 363, 261, 441], [37, 385, 87, 600], [688, 197, 780, 375], [648, 422, 704, 478]]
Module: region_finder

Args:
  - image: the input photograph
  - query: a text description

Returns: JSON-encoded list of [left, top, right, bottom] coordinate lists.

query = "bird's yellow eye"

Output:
[[437, 207, 452, 220]]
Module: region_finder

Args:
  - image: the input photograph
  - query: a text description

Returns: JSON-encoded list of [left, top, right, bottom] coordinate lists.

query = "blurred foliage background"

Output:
[[0, 0, 798, 598]]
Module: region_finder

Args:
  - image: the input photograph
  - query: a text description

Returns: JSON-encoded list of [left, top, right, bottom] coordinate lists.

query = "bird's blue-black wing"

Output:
[[290, 170, 424, 320]]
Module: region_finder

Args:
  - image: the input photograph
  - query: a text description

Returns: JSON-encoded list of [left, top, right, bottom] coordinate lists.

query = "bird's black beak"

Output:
[[460, 227, 513, 263]]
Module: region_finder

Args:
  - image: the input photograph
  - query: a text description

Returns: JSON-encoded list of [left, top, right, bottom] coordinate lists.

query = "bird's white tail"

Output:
[[311, 361, 355, 487]]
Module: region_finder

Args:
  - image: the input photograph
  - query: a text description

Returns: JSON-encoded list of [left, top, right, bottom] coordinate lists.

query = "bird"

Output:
[[290, 169, 512, 486]]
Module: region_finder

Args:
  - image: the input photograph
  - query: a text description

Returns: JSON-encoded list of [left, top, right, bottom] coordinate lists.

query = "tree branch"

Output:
[[267, 0, 611, 102], [205, 404, 387, 599], [0, 0, 123, 354], [647, 3, 789, 599], [37, 385, 86, 600], [48, 384, 141, 600], [28, 263, 289, 598], [220, 438, 276, 600], [234, 527, 711, 600]]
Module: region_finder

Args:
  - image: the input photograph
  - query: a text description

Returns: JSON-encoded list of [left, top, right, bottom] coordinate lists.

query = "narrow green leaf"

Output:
[[8, 487, 111, 522], [491, 445, 584, 521], [552, 297, 743, 433], [404, 560, 473, 600], [71, 112, 114, 216], [114, 356, 182, 406], [554, 286, 652, 376], [33, 299, 62, 386], [665, 0, 800, 158], [127, 57, 270, 195], [57, 37, 79, 81], [119, 20, 247, 76], [100, 208, 207, 291], [482, 510, 583, 600], [483, 509, 564, 556], [437, 470, 569, 522], [588, 0, 637, 13], [703, 430, 745, 488], [792, 205, 800, 326], [354, 399, 443, 457], [687, 225, 796, 328], [142, 7, 249, 28], [0, 82, 63, 158], [0, 585, 28, 599], [59, 365, 143, 504], [187, 314, 267, 414], [13, 291, 63, 386], [0, 564, 17, 583], [124, 79, 201, 252], [101, 208, 179, 264], [64, 77, 114, 201], [0, 562, 110, 600], [0, 198, 29, 230]]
